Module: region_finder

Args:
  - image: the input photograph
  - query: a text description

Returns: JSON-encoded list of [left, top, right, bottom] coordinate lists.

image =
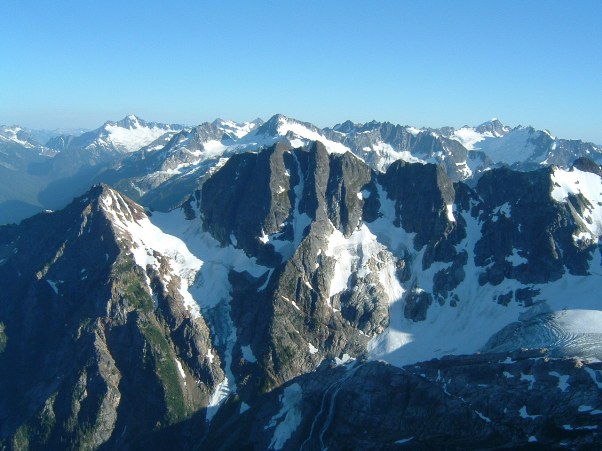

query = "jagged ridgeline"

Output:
[[3, 114, 602, 226], [1, 141, 602, 448]]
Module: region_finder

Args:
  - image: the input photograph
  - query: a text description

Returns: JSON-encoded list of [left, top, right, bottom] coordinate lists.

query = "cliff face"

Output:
[[2, 142, 602, 448], [0, 185, 222, 449]]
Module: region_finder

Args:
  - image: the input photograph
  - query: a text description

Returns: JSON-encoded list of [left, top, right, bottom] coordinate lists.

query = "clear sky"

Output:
[[1, 0, 601, 143]]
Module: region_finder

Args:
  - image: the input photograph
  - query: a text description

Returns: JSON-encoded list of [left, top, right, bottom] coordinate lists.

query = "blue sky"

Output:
[[1, 0, 601, 143]]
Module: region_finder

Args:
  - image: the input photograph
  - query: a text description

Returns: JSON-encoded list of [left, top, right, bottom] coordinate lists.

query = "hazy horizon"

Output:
[[2, 0, 601, 143]]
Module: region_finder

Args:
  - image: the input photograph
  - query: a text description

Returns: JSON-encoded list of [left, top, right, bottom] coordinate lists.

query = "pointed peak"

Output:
[[114, 114, 144, 129], [255, 114, 293, 136], [571, 157, 602, 177], [78, 183, 146, 221], [332, 120, 357, 133], [478, 118, 503, 126], [475, 118, 510, 136], [265, 113, 290, 125], [81, 183, 116, 201]]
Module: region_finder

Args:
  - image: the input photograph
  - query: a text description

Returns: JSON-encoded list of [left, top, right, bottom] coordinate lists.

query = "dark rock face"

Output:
[[404, 289, 434, 321], [200, 142, 293, 262], [3, 140, 602, 449], [0, 185, 222, 449], [380, 161, 455, 247], [205, 350, 602, 450], [199, 142, 382, 394], [572, 156, 602, 176], [323, 120, 472, 181], [474, 166, 597, 285], [379, 160, 464, 268]]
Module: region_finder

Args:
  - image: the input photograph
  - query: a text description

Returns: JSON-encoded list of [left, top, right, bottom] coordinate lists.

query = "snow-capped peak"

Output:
[[95, 115, 184, 153], [475, 118, 510, 137], [212, 118, 262, 139], [0, 125, 40, 148], [331, 120, 357, 133], [114, 114, 143, 129], [253, 114, 350, 154]]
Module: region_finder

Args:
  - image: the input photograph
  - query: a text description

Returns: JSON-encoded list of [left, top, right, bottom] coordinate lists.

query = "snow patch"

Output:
[[507, 248, 528, 266], [446, 204, 455, 222], [104, 122, 174, 153], [406, 126, 422, 136], [241, 345, 257, 363], [549, 371, 570, 392], [334, 353, 353, 366], [452, 127, 488, 151], [278, 121, 350, 154], [325, 224, 383, 298], [519, 405, 540, 420], [471, 127, 537, 165], [475, 410, 492, 423], [520, 373, 536, 390], [46, 279, 59, 294], [175, 359, 186, 384], [563, 424, 598, 431], [551, 167, 602, 238], [267, 383, 304, 450]]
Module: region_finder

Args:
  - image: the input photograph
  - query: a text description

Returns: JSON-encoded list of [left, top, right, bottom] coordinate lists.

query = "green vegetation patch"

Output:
[[140, 317, 188, 423], [113, 256, 154, 312]]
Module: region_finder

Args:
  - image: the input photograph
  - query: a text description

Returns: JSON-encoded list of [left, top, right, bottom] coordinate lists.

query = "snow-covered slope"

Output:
[[250, 114, 350, 154], [143, 144, 602, 386], [47, 114, 185, 155], [0, 126, 41, 149], [3, 144, 602, 447], [449, 120, 602, 169]]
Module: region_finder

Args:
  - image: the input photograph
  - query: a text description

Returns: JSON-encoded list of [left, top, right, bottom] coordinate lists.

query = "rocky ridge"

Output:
[[1, 140, 602, 448]]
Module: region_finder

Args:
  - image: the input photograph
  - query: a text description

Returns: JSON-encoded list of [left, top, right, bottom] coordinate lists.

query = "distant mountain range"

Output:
[[2, 113, 600, 224]]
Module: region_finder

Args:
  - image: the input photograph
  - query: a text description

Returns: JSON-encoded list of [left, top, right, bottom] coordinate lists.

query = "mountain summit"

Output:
[[46, 114, 185, 155], [2, 114, 602, 225], [2, 140, 602, 448]]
